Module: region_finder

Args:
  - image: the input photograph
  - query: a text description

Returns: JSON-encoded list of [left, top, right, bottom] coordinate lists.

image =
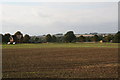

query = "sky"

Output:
[[1, 0, 119, 2], [0, 1, 118, 36]]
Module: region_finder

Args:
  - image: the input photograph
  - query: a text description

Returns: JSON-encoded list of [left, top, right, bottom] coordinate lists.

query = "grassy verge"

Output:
[[2, 43, 119, 49]]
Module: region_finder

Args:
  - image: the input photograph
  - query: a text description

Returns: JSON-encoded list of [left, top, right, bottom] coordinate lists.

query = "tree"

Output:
[[52, 35, 57, 42], [86, 37, 92, 42], [14, 31, 23, 43], [23, 34, 30, 43], [29, 37, 35, 43], [56, 37, 64, 43], [45, 34, 52, 42], [98, 35, 104, 41], [64, 31, 76, 43], [39, 37, 46, 43], [35, 37, 39, 43], [92, 35, 99, 42], [113, 31, 120, 43], [78, 35, 86, 42], [3, 33, 11, 43], [0, 34, 3, 44], [104, 34, 114, 42]]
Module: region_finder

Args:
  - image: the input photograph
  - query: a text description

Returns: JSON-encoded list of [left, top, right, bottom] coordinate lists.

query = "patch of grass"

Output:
[[2, 43, 119, 49]]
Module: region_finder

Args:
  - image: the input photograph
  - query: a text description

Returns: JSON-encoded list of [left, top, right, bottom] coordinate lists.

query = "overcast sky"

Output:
[[1, 2, 118, 35]]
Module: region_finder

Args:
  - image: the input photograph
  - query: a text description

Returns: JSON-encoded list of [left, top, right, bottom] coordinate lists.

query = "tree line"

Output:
[[1, 31, 120, 44]]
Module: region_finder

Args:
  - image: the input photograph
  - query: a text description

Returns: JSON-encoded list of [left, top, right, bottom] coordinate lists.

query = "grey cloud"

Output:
[[1, 2, 118, 35]]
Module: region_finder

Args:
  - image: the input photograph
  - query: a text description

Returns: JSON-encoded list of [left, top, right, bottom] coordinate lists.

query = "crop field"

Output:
[[2, 43, 119, 78]]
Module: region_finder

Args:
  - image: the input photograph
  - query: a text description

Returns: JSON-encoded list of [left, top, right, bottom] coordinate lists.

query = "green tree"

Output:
[[40, 37, 46, 43], [64, 31, 76, 43], [23, 34, 30, 43], [86, 37, 92, 42], [35, 37, 39, 43], [113, 31, 120, 43], [46, 34, 52, 42], [14, 31, 23, 43], [52, 35, 57, 42], [0, 34, 3, 44], [78, 35, 86, 42], [29, 37, 35, 43], [104, 34, 114, 42], [56, 37, 64, 43], [3, 33, 11, 43], [92, 35, 99, 42]]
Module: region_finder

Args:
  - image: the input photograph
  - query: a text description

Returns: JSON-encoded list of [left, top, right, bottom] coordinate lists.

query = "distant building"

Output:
[[82, 34, 94, 37], [75, 34, 94, 37], [75, 34, 81, 37]]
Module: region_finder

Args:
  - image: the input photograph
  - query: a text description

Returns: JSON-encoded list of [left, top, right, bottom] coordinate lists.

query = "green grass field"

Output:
[[2, 42, 119, 49]]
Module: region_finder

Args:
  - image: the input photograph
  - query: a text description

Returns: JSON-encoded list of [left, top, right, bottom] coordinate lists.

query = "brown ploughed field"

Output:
[[2, 47, 118, 78]]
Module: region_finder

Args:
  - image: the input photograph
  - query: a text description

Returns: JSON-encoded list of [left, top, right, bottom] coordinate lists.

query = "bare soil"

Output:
[[2, 47, 119, 78]]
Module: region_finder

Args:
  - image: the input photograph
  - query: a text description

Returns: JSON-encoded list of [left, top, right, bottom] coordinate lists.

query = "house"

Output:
[[75, 34, 94, 37]]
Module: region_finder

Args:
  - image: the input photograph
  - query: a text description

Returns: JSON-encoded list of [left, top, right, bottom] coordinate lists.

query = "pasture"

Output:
[[2, 43, 119, 78], [2, 43, 119, 48]]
